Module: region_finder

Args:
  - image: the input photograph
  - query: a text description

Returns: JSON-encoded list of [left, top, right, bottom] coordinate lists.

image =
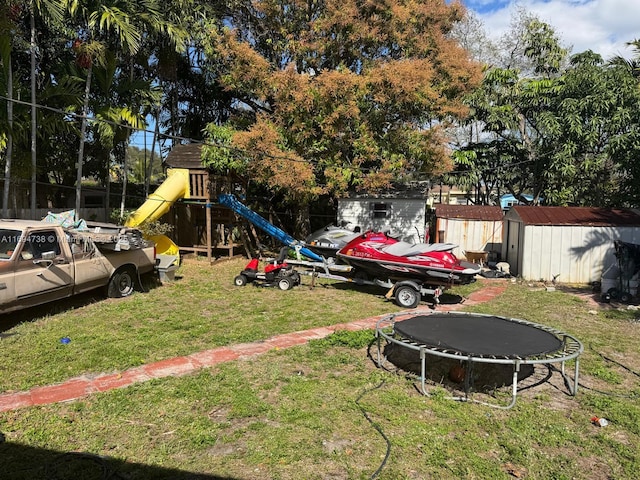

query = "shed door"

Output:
[[506, 220, 520, 274]]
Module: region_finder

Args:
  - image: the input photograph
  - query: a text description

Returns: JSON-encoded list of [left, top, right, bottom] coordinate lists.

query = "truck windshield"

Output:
[[0, 228, 22, 260]]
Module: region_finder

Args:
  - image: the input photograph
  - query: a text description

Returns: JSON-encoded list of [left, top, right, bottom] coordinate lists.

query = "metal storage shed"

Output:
[[503, 206, 640, 283], [337, 195, 427, 243], [434, 205, 504, 262]]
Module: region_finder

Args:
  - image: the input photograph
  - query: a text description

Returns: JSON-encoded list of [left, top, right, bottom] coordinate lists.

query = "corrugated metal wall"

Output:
[[436, 218, 503, 259], [510, 222, 640, 283], [337, 199, 426, 243]]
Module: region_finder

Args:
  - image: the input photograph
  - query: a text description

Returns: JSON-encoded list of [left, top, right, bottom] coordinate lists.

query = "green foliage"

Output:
[[201, 124, 247, 173], [453, 12, 640, 207], [588, 365, 624, 384]]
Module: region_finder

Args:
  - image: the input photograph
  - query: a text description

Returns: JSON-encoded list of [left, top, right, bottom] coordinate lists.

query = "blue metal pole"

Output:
[[218, 194, 323, 261]]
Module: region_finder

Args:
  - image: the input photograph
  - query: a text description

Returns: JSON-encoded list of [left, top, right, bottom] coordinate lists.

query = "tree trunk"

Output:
[[145, 106, 161, 197], [105, 165, 111, 222], [120, 143, 129, 218], [75, 64, 92, 221], [3, 55, 13, 218], [30, 3, 37, 218], [294, 201, 311, 239]]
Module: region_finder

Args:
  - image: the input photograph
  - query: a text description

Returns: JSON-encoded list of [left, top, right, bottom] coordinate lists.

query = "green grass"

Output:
[[1, 259, 639, 479]]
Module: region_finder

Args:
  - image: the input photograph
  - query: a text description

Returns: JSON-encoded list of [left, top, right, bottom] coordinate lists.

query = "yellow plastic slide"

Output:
[[125, 168, 190, 260]]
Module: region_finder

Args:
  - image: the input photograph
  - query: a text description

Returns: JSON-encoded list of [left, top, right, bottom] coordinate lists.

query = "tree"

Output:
[[447, 11, 569, 206], [449, 9, 498, 66], [65, 0, 186, 218], [452, 9, 640, 208], [0, 1, 17, 216], [1, 0, 82, 213], [28, 0, 66, 217], [201, 0, 481, 236]]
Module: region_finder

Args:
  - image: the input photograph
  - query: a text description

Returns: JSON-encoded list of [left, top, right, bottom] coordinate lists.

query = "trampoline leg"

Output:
[[560, 358, 580, 396], [419, 348, 428, 396], [511, 364, 519, 402], [463, 359, 472, 401], [375, 331, 382, 367], [568, 358, 580, 396]]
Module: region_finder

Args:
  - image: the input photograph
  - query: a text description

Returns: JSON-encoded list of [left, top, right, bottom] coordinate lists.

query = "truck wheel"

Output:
[[107, 267, 136, 298], [234, 274, 248, 286], [394, 285, 421, 308]]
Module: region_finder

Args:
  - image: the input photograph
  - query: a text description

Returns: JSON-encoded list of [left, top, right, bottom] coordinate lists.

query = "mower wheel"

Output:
[[607, 287, 620, 300], [278, 277, 293, 291], [234, 274, 248, 287]]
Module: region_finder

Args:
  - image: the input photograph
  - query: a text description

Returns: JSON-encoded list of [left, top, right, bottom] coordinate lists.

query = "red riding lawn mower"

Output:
[[233, 247, 301, 291]]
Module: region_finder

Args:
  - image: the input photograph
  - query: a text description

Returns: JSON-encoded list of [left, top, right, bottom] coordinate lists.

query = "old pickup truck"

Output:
[[0, 219, 157, 314]]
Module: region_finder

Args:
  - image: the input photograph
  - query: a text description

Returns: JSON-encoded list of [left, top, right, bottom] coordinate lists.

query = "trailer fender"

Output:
[[392, 280, 422, 292]]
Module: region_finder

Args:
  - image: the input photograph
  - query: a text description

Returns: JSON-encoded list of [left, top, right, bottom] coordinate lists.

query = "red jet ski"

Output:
[[336, 231, 481, 286]]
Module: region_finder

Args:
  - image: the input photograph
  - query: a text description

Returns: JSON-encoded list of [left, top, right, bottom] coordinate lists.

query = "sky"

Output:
[[462, 0, 639, 60]]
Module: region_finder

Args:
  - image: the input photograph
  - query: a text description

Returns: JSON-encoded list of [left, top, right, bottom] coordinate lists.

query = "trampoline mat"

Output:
[[394, 314, 563, 359]]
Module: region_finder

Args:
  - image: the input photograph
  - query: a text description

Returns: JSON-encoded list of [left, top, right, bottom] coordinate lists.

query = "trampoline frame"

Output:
[[375, 310, 584, 409]]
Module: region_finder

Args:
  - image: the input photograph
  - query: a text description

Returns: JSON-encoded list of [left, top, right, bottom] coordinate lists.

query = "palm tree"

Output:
[[66, 0, 186, 220], [27, 0, 65, 218], [1, 2, 16, 217]]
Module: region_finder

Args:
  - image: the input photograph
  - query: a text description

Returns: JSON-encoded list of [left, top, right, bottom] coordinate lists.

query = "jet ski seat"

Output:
[[381, 241, 458, 257]]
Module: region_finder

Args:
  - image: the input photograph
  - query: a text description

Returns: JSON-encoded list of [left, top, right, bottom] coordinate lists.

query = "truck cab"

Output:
[[0, 220, 156, 314]]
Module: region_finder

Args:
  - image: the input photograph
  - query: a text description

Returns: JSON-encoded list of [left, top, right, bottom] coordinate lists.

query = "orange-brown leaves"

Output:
[[203, 0, 483, 197], [233, 116, 321, 200], [211, 28, 274, 100]]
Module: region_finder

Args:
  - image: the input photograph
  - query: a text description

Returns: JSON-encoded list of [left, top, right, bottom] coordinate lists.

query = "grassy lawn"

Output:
[[1, 257, 639, 479]]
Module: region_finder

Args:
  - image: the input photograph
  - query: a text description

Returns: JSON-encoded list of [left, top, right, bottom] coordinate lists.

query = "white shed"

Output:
[[503, 206, 640, 284], [337, 196, 427, 243], [434, 204, 504, 261]]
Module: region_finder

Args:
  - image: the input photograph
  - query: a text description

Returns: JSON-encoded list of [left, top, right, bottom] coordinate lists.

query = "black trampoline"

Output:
[[375, 311, 583, 409]]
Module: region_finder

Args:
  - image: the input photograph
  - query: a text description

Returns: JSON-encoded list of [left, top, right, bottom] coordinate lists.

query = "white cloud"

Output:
[[470, 0, 638, 60]]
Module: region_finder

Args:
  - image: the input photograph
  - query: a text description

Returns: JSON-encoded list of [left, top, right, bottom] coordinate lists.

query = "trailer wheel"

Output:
[[394, 285, 421, 308], [278, 277, 293, 291], [234, 274, 248, 287], [107, 267, 136, 298]]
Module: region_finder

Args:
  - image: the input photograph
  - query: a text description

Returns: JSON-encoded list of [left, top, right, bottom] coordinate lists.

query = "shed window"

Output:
[[370, 202, 391, 219]]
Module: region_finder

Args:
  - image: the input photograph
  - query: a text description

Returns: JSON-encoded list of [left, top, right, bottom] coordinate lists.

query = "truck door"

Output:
[[0, 228, 20, 307], [14, 229, 73, 301], [69, 235, 112, 292]]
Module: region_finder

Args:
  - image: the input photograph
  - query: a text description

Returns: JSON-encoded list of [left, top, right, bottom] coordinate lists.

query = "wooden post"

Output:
[[206, 201, 212, 263]]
